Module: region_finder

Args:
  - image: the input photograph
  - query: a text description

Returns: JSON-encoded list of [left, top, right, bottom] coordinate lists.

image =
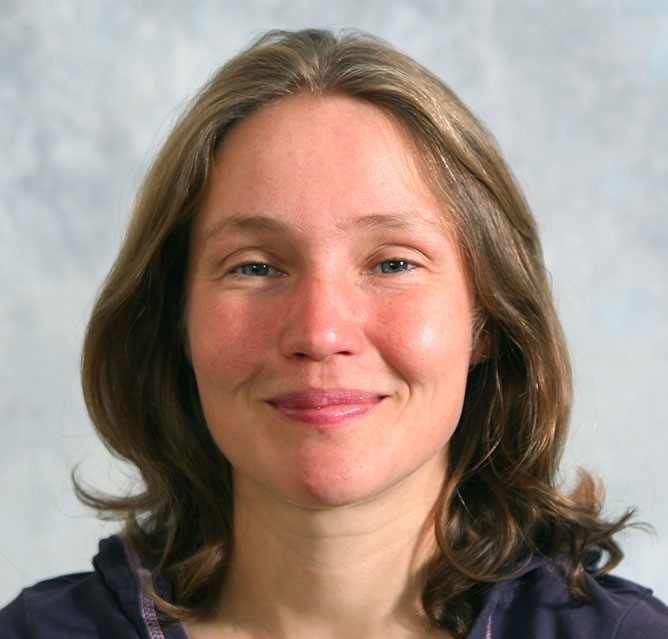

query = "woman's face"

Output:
[[187, 94, 477, 509]]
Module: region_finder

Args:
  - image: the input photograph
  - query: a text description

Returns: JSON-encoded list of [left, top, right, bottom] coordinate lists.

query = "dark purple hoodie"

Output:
[[1, 535, 667, 638]]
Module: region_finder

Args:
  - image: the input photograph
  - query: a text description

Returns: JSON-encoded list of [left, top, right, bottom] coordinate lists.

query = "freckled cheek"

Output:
[[374, 298, 473, 377], [187, 299, 277, 380], [394, 304, 470, 354]]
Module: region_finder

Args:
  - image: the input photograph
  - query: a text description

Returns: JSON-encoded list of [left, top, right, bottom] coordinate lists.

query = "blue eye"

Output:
[[233, 263, 278, 277], [379, 260, 414, 274]]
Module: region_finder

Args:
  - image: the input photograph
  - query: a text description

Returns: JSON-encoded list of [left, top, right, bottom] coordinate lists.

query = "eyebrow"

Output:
[[350, 212, 449, 235], [200, 210, 450, 247], [201, 214, 288, 246]]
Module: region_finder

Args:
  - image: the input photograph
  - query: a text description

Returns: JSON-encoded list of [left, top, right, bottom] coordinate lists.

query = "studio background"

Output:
[[1, 0, 667, 606]]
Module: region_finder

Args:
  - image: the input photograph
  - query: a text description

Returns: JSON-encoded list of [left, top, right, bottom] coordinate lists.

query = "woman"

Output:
[[1, 28, 666, 639]]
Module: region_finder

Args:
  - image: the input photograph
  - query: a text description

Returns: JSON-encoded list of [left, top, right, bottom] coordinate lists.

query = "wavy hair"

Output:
[[78, 28, 632, 637]]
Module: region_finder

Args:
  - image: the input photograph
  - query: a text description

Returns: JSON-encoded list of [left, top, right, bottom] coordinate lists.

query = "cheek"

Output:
[[378, 292, 474, 376], [187, 296, 275, 382]]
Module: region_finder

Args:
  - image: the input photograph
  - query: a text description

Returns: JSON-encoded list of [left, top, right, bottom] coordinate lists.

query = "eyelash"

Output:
[[230, 262, 282, 277], [375, 259, 416, 274], [228, 258, 418, 278]]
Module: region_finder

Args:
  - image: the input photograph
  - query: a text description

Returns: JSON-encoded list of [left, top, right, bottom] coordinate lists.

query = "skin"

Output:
[[184, 94, 475, 638]]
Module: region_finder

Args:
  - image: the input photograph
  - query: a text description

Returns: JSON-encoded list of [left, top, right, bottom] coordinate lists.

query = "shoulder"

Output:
[[594, 572, 668, 639], [0, 590, 30, 638], [0, 571, 119, 638], [477, 556, 668, 639], [0, 535, 185, 639]]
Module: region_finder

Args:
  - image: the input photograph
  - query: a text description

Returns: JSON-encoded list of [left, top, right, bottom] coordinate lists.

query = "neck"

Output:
[[216, 473, 445, 639]]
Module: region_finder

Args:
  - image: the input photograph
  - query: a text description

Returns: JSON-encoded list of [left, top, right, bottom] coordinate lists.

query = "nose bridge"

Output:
[[280, 264, 361, 360]]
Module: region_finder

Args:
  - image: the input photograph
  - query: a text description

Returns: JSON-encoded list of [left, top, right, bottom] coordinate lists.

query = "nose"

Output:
[[278, 271, 365, 361]]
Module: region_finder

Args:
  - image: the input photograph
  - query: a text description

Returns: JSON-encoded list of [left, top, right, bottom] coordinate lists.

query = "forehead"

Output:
[[221, 92, 414, 157], [194, 93, 454, 240]]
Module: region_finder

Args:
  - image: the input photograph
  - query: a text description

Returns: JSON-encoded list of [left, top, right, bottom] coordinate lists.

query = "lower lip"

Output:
[[268, 400, 382, 427]]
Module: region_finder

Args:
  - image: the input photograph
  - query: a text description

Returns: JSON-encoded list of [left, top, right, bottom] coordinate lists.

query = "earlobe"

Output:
[[470, 340, 489, 367], [469, 317, 491, 367]]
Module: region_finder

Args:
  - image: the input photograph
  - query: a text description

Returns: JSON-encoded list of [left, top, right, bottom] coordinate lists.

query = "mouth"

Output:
[[266, 389, 387, 426]]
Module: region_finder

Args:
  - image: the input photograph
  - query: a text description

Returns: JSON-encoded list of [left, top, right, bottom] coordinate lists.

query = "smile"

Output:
[[266, 389, 386, 426]]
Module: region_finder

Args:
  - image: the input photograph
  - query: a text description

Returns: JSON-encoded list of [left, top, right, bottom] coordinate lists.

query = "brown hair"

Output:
[[79, 28, 631, 637]]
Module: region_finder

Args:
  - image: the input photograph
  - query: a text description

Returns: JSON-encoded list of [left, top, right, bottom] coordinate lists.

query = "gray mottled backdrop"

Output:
[[1, 0, 667, 606]]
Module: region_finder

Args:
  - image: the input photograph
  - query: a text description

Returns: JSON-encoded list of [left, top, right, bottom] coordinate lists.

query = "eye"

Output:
[[231, 262, 281, 277], [377, 259, 416, 274]]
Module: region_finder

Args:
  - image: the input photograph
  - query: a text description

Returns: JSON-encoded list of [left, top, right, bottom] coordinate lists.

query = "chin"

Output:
[[281, 464, 414, 511]]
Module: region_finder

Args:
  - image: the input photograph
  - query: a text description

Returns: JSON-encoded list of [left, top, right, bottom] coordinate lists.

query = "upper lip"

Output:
[[267, 388, 387, 409]]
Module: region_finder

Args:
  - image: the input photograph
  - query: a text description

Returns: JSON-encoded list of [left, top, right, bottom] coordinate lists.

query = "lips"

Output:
[[267, 389, 386, 426]]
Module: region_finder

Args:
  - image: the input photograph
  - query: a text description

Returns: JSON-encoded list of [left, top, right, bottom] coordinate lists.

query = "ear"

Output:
[[469, 315, 491, 367]]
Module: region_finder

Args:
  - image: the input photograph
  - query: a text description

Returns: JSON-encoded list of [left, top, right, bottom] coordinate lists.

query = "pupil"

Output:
[[244, 264, 268, 275], [383, 260, 406, 273]]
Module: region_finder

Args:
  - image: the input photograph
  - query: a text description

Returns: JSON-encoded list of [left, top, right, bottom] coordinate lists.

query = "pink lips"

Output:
[[267, 389, 385, 426]]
